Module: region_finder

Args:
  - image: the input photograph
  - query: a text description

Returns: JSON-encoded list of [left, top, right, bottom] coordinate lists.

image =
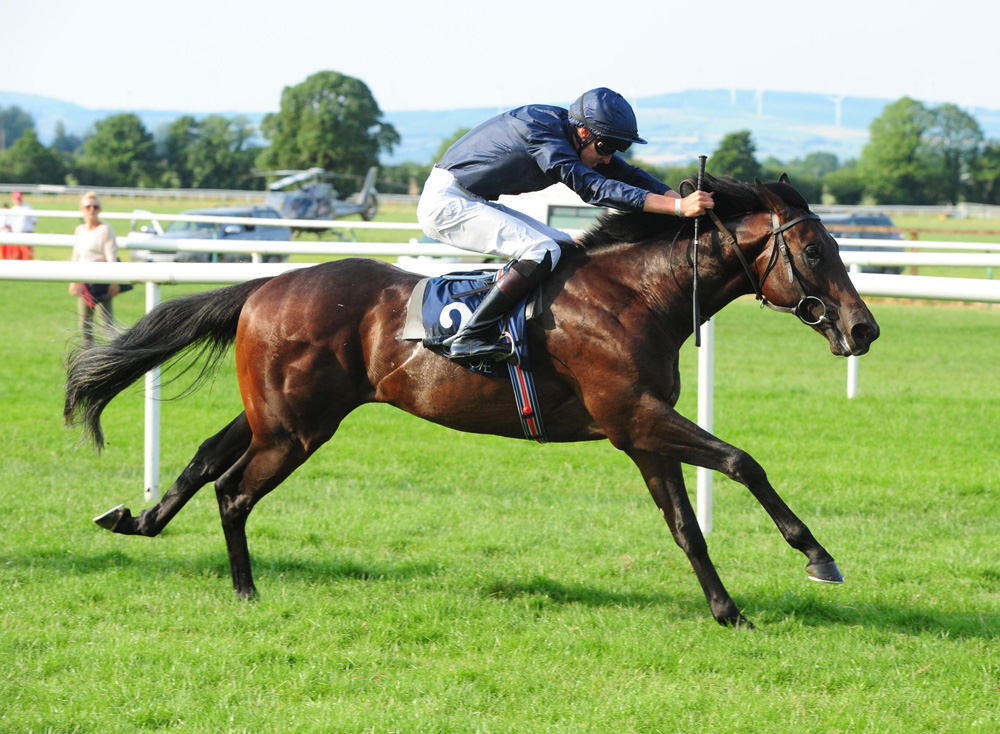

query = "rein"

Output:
[[678, 180, 830, 328]]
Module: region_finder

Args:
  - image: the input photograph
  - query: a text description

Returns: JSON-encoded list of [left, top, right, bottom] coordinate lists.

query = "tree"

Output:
[[968, 140, 1000, 204], [162, 115, 259, 189], [161, 115, 199, 188], [924, 103, 983, 204], [189, 115, 258, 189], [52, 122, 83, 156], [823, 164, 866, 205], [0, 128, 65, 184], [789, 152, 840, 179], [75, 113, 159, 186], [710, 130, 761, 181], [0, 105, 34, 151], [858, 97, 934, 204], [257, 71, 400, 176]]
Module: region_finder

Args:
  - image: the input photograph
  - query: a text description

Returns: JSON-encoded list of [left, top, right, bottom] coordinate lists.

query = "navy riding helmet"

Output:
[[568, 88, 647, 145]]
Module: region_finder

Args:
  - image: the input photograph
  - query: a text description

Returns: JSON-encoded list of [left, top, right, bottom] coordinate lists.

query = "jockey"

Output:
[[418, 87, 714, 364]]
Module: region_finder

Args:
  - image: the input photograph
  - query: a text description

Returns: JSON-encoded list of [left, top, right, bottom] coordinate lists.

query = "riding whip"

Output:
[[692, 155, 707, 347]]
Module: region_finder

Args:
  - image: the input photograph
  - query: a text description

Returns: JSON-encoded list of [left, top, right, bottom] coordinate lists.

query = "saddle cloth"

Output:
[[401, 268, 547, 442], [401, 268, 540, 377]]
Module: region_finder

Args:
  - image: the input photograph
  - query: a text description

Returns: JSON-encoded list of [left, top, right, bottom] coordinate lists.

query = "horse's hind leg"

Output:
[[630, 450, 751, 628], [94, 413, 252, 536], [213, 435, 317, 599]]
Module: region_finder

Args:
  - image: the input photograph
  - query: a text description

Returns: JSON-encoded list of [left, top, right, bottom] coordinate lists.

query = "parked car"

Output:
[[129, 206, 292, 263], [822, 212, 904, 275]]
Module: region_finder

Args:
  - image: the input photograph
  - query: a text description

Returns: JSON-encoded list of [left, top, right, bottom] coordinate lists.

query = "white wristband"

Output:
[[674, 197, 683, 216]]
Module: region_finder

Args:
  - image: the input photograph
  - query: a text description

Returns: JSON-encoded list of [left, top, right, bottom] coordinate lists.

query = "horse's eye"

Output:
[[804, 243, 823, 264]]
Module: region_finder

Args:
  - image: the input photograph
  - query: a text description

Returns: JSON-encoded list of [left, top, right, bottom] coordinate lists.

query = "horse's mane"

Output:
[[578, 174, 812, 251]]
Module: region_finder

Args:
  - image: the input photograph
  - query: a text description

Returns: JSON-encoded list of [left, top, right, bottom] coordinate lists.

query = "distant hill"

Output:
[[0, 91, 267, 145], [5, 88, 1000, 167]]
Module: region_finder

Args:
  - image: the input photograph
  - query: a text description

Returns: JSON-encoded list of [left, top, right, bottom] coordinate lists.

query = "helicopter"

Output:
[[259, 166, 379, 224]]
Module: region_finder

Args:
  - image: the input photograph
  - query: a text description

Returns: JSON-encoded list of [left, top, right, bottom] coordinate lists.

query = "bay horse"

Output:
[[65, 174, 879, 627]]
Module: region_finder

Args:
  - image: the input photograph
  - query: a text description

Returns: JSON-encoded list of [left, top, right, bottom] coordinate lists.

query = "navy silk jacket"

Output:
[[436, 104, 671, 211]]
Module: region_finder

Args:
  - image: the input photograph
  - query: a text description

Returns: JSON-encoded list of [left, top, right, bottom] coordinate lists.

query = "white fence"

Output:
[[0, 184, 420, 205], [3, 213, 1000, 532], [9, 184, 1000, 217]]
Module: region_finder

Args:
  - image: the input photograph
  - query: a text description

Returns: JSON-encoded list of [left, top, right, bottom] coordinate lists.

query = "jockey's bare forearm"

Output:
[[644, 190, 714, 218]]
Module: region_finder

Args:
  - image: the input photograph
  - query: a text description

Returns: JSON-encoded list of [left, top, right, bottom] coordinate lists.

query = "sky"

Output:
[[3, 0, 1000, 116]]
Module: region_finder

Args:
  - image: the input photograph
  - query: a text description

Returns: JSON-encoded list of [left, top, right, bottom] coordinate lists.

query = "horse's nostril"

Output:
[[852, 321, 879, 345]]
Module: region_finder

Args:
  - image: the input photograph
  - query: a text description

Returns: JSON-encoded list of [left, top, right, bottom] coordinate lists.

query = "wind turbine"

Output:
[[826, 95, 845, 128], [754, 88, 763, 117]]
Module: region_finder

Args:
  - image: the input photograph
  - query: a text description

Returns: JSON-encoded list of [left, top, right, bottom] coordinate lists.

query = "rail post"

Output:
[[696, 317, 715, 533], [144, 282, 161, 502]]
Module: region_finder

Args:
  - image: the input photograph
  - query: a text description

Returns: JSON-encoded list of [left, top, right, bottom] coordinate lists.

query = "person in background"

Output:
[[4, 191, 38, 260], [0, 203, 10, 259], [6, 191, 37, 259], [418, 87, 714, 364], [69, 192, 119, 346]]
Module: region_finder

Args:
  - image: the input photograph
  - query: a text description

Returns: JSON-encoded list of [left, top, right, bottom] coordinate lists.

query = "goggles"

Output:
[[594, 136, 631, 157]]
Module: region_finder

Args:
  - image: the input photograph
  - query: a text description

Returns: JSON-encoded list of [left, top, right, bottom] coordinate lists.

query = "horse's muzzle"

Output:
[[850, 319, 880, 355], [834, 314, 879, 356]]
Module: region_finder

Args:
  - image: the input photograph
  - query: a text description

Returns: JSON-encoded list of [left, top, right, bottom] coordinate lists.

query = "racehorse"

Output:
[[65, 174, 879, 627]]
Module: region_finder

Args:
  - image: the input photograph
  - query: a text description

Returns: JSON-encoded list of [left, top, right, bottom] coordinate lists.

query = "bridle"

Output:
[[679, 180, 832, 327]]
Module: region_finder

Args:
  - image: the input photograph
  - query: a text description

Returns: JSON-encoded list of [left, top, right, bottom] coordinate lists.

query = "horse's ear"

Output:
[[753, 178, 785, 212], [779, 172, 791, 185], [754, 178, 785, 213]]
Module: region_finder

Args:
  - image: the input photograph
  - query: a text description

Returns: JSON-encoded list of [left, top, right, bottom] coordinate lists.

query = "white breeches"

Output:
[[417, 167, 569, 266]]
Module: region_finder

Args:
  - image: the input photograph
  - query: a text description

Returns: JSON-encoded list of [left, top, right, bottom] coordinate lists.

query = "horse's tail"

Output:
[[65, 277, 273, 451]]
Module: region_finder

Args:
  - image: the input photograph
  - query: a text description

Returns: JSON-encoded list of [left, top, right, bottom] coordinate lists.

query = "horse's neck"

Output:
[[561, 216, 770, 331], [581, 222, 768, 323], [672, 216, 775, 319]]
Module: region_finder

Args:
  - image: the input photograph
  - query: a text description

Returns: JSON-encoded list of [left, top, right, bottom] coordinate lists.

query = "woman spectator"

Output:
[[69, 192, 119, 346]]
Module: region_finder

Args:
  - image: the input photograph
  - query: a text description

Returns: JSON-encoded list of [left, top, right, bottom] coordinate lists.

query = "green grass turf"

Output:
[[1, 239, 999, 731]]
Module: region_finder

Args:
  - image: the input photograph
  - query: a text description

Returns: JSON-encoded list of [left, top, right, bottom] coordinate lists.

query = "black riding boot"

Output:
[[446, 254, 552, 364]]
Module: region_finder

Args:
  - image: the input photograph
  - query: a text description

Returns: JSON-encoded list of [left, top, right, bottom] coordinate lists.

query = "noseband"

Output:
[[679, 180, 831, 327]]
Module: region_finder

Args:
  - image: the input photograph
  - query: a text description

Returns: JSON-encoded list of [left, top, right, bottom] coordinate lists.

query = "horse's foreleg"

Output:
[[610, 400, 842, 584], [702, 439, 842, 583], [95, 413, 253, 537], [630, 450, 751, 628], [716, 445, 843, 584]]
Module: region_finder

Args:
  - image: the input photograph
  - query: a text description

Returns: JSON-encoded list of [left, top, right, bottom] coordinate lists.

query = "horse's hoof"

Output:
[[93, 504, 128, 532], [235, 587, 259, 602], [807, 560, 845, 584], [716, 612, 755, 629]]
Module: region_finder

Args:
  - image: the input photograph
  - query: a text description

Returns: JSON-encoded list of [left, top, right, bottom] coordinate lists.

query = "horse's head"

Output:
[[751, 176, 880, 356]]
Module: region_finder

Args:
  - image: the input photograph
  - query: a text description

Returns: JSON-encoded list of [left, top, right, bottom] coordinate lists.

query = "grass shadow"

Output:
[[748, 590, 1000, 640], [480, 575, 677, 609], [1, 548, 440, 586], [9, 550, 997, 639]]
